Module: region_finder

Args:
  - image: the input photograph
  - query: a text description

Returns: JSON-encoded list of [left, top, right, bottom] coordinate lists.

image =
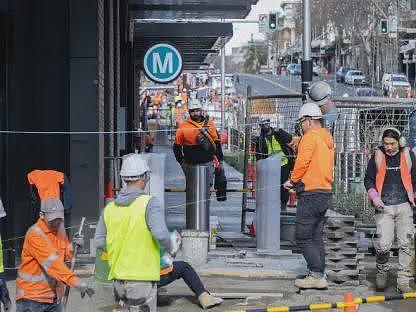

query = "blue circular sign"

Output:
[[143, 43, 183, 83]]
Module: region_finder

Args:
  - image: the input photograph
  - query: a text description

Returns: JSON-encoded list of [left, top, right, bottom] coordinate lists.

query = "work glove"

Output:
[[72, 233, 85, 249], [169, 230, 182, 257], [74, 278, 95, 298], [368, 188, 385, 211], [0, 278, 10, 311], [283, 180, 295, 191]]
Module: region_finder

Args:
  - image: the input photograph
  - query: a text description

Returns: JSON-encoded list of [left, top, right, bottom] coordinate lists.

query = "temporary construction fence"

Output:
[[240, 93, 416, 229]]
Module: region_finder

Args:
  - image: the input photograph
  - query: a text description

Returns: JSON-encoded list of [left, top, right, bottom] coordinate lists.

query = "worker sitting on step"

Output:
[[159, 250, 223, 309]]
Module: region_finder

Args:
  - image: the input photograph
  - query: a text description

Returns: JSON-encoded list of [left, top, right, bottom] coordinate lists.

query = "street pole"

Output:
[[221, 46, 226, 130], [302, 0, 313, 102]]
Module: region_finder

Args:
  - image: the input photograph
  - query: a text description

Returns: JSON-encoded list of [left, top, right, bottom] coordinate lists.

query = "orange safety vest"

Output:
[[16, 219, 78, 303], [27, 170, 64, 201], [374, 147, 415, 206]]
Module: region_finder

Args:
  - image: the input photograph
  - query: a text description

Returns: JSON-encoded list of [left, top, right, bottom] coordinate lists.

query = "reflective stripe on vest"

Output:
[[104, 195, 160, 281], [374, 147, 415, 205], [265, 135, 289, 166]]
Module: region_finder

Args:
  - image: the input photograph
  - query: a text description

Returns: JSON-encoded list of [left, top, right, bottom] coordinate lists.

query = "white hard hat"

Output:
[[188, 99, 202, 110], [298, 103, 323, 120], [120, 153, 150, 180], [259, 117, 271, 125], [308, 81, 331, 106]]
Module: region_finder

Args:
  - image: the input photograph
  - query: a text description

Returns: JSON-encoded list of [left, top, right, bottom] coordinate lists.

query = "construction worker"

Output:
[[255, 118, 295, 208], [94, 153, 180, 311], [308, 81, 338, 126], [284, 103, 334, 289], [364, 127, 416, 293], [0, 197, 11, 311], [159, 252, 223, 309], [173, 99, 224, 209], [16, 198, 94, 312]]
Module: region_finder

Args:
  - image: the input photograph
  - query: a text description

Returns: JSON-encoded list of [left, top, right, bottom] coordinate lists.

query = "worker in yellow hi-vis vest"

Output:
[[255, 118, 296, 209], [0, 197, 11, 311], [94, 154, 181, 311]]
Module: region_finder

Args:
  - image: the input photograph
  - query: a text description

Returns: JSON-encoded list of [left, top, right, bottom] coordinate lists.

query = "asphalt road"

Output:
[[236, 73, 383, 98]]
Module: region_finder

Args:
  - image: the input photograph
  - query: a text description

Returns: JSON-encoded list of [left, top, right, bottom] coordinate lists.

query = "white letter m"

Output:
[[153, 52, 173, 74]]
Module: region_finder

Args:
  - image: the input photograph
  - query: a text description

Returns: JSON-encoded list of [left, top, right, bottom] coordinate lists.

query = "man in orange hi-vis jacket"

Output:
[[16, 198, 94, 312], [284, 103, 334, 290]]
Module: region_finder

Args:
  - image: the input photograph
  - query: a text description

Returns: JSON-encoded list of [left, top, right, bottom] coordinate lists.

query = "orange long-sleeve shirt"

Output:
[[291, 128, 334, 192], [16, 219, 79, 303]]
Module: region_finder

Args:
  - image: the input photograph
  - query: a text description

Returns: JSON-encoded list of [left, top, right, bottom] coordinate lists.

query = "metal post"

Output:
[[221, 46, 226, 130], [256, 157, 281, 252], [301, 0, 313, 101], [241, 85, 252, 232], [185, 165, 210, 231]]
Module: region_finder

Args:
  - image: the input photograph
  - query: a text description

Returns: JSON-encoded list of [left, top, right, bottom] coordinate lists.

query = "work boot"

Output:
[[198, 292, 223, 309], [294, 274, 328, 289], [375, 271, 388, 291]]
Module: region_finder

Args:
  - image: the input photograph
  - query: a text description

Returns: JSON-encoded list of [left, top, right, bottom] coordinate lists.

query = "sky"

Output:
[[225, 0, 282, 54]]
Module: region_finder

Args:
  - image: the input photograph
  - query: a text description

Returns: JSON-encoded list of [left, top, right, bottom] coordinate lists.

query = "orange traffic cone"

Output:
[[343, 292, 357, 312]]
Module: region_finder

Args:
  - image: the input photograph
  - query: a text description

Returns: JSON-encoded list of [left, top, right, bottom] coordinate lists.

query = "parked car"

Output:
[[355, 87, 380, 97], [287, 63, 301, 75], [336, 66, 355, 83], [344, 70, 366, 85], [382, 73, 412, 98]]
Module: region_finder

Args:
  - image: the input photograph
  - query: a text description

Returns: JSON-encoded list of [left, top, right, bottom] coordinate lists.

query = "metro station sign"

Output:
[[143, 43, 183, 84]]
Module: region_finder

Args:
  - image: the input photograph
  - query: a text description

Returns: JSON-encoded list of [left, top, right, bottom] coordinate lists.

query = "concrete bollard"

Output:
[[185, 164, 211, 231], [179, 230, 209, 266], [256, 156, 281, 252]]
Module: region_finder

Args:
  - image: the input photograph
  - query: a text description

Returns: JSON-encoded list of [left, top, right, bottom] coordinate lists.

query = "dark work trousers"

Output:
[[158, 261, 207, 297], [280, 164, 291, 207], [295, 192, 332, 275], [16, 300, 61, 312]]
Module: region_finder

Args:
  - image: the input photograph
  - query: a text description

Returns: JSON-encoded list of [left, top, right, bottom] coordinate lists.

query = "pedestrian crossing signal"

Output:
[[380, 19, 388, 34], [269, 13, 277, 30]]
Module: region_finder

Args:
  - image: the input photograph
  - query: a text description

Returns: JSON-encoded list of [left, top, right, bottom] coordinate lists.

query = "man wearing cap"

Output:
[[255, 118, 294, 208], [284, 103, 334, 289], [16, 198, 94, 311], [94, 153, 181, 311]]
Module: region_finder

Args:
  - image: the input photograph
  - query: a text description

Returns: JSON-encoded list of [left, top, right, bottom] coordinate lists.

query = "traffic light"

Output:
[[380, 19, 388, 34], [269, 13, 277, 30]]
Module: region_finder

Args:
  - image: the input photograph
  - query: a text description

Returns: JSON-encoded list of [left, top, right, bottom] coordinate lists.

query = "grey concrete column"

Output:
[[256, 156, 281, 252]]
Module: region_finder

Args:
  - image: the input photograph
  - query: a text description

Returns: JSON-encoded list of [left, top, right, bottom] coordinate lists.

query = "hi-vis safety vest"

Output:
[[265, 135, 289, 166], [104, 195, 160, 281], [375, 147, 415, 206]]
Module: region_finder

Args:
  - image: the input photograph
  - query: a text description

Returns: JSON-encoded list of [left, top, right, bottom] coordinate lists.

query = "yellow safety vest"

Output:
[[265, 135, 289, 166], [104, 195, 160, 281]]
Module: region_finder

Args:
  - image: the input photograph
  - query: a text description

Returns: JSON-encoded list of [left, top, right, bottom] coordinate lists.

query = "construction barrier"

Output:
[[229, 292, 416, 312]]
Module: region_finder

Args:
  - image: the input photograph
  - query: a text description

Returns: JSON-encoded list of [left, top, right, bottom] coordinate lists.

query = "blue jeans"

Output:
[[295, 192, 332, 275], [16, 299, 61, 312]]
